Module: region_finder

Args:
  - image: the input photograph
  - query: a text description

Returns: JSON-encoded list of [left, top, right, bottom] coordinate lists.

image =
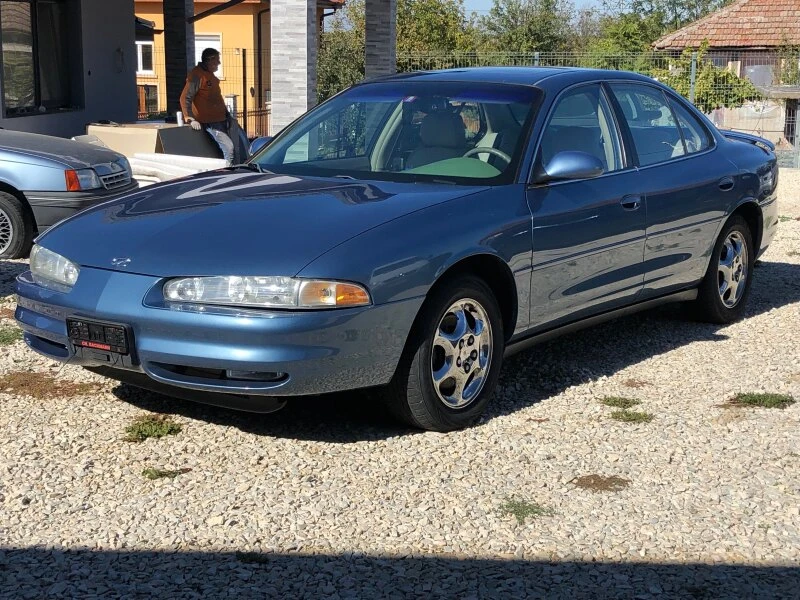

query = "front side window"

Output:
[[609, 83, 686, 166], [254, 81, 541, 185], [538, 84, 623, 174], [1, 0, 81, 117]]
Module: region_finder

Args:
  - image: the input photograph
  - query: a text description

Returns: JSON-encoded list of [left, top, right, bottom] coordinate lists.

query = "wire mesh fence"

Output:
[[135, 47, 800, 166], [397, 50, 800, 167], [136, 48, 272, 138]]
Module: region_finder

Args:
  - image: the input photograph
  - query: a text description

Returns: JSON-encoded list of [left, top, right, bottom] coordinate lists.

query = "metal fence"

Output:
[[398, 50, 800, 167], [136, 48, 271, 138], [136, 48, 800, 166]]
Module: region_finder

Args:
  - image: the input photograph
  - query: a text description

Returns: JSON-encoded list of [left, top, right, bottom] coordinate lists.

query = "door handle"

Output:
[[620, 195, 641, 211], [718, 177, 735, 192]]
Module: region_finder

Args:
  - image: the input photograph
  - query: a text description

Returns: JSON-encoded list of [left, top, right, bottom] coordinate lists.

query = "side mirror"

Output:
[[248, 136, 273, 156], [534, 151, 604, 184]]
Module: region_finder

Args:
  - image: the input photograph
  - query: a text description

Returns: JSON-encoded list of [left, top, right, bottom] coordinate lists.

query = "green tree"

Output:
[[479, 0, 575, 53], [318, 0, 479, 99], [653, 43, 759, 113], [317, 1, 365, 103], [397, 0, 474, 53]]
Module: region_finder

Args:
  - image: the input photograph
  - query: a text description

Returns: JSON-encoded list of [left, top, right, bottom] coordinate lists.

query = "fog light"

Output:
[[226, 370, 286, 382]]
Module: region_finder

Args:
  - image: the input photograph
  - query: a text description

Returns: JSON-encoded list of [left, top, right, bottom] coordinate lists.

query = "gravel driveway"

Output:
[[1, 171, 799, 599]]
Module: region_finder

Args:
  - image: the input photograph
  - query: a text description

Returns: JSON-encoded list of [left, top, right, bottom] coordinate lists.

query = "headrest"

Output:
[[419, 112, 466, 149]]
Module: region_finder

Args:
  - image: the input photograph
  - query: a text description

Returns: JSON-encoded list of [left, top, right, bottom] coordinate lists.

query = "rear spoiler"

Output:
[[720, 130, 775, 152]]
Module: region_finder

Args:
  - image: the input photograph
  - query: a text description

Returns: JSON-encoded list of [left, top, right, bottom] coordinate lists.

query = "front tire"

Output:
[[694, 215, 754, 324], [0, 191, 34, 259], [384, 276, 505, 432]]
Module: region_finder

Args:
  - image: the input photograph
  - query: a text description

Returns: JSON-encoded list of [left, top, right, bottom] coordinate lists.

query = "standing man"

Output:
[[180, 48, 235, 166]]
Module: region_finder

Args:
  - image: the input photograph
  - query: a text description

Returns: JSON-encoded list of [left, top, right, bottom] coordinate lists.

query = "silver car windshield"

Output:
[[253, 81, 541, 185]]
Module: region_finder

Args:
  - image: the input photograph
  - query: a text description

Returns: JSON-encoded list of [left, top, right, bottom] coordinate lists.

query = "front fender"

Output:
[[0, 158, 67, 192], [297, 186, 533, 306]]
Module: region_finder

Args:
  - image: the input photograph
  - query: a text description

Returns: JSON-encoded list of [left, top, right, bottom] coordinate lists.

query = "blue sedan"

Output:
[[15, 68, 778, 431]]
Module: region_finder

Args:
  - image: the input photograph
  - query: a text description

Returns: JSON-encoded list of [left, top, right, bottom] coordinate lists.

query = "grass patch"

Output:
[[0, 326, 22, 345], [142, 467, 191, 480], [500, 498, 554, 524], [0, 371, 99, 399], [570, 474, 631, 493], [778, 215, 796, 222], [728, 393, 795, 410], [124, 415, 182, 442], [610, 410, 654, 423], [0, 307, 15, 319], [600, 396, 641, 409], [236, 552, 271, 565]]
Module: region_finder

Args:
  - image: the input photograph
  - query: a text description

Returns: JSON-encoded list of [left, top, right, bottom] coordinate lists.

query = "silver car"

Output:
[[0, 129, 138, 258]]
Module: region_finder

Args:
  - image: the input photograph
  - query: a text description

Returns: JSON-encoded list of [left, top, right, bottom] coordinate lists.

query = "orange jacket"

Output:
[[180, 64, 227, 124]]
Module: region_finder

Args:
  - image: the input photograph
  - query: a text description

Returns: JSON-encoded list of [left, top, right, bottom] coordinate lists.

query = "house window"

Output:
[[0, 0, 82, 117], [136, 41, 154, 75], [195, 33, 223, 78], [137, 84, 158, 117]]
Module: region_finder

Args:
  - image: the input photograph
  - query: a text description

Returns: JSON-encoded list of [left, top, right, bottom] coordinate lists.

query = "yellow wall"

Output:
[[135, 1, 268, 121]]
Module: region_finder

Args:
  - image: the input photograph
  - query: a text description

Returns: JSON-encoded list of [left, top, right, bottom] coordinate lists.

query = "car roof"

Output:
[[365, 66, 659, 88]]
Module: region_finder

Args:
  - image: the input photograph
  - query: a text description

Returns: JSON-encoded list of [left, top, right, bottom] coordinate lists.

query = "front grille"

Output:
[[100, 172, 132, 190]]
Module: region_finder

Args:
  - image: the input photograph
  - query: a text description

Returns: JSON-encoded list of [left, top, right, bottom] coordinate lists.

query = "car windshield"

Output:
[[252, 81, 541, 185]]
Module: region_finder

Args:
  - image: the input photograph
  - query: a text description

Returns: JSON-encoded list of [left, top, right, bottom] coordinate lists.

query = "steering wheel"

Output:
[[462, 146, 512, 165]]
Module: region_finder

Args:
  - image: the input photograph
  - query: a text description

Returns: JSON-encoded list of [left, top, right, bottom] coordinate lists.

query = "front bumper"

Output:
[[25, 182, 139, 230], [15, 267, 422, 405]]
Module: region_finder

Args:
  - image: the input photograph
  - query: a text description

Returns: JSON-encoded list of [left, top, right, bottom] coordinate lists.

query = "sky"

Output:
[[464, 0, 600, 15]]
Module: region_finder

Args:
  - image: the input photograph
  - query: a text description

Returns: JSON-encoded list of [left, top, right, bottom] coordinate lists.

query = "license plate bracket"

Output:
[[67, 318, 131, 356]]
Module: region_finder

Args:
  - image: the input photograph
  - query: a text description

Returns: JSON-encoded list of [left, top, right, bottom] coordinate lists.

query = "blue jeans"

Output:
[[205, 121, 235, 166]]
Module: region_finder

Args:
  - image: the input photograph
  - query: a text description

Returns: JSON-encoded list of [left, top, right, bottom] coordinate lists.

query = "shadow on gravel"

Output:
[[0, 259, 27, 298], [102, 260, 800, 442], [0, 548, 797, 599]]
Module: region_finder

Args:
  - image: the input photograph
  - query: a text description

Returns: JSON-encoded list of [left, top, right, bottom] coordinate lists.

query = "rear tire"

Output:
[[693, 215, 754, 324], [0, 191, 34, 259], [383, 276, 505, 432]]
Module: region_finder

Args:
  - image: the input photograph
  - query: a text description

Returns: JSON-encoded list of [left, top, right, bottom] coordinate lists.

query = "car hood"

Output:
[[39, 170, 484, 277], [0, 130, 124, 169]]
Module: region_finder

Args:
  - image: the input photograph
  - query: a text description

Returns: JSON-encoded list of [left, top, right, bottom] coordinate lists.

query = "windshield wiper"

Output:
[[230, 163, 267, 173]]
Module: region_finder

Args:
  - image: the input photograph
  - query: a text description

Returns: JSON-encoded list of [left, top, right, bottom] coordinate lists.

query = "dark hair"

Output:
[[201, 48, 220, 63]]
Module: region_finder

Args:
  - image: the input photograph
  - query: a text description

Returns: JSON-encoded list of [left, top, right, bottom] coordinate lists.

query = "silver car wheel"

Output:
[[430, 297, 493, 409], [718, 231, 748, 308], [0, 207, 13, 256]]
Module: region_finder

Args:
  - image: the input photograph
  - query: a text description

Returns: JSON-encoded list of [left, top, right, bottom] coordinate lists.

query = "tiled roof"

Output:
[[653, 0, 800, 50]]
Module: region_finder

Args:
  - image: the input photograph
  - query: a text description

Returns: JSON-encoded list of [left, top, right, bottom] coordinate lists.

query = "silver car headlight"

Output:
[[163, 276, 371, 309], [30, 245, 80, 291]]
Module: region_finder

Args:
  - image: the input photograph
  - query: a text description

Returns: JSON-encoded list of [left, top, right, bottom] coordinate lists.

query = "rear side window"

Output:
[[669, 98, 712, 154], [609, 84, 686, 166]]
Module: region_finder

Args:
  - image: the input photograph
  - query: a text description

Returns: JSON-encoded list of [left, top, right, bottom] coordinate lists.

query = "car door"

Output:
[[526, 83, 646, 328], [606, 82, 737, 297]]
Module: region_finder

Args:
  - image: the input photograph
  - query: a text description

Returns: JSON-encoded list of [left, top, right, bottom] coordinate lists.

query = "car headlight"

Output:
[[65, 168, 102, 191], [116, 157, 132, 176], [30, 245, 80, 291], [163, 276, 371, 309]]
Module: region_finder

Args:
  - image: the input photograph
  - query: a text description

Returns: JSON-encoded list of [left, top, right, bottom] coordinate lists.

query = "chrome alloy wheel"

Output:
[[430, 298, 493, 409], [718, 230, 748, 308], [0, 207, 13, 256]]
